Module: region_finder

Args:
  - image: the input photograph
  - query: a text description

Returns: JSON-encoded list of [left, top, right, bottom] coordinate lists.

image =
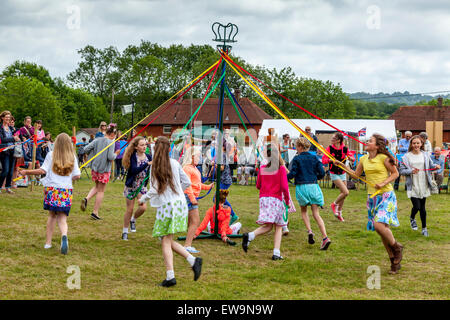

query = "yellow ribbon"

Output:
[[221, 51, 382, 197]]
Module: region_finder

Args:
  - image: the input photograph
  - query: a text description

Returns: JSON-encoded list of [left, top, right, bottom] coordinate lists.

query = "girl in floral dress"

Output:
[[18, 133, 80, 255], [242, 144, 290, 260], [341, 134, 404, 274], [139, 136, 202, 287], [120, 136, 152, 240]]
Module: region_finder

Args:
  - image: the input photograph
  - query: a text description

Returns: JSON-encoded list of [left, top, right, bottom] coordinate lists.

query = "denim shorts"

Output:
[[330, 173, 347, 181], [185, 194, 199, 211]]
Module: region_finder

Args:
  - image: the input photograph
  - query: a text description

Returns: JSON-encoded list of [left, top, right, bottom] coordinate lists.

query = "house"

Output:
[[137, 90, 272, 140], [76, 128, 98, 143], [389, 97, 450, 147]]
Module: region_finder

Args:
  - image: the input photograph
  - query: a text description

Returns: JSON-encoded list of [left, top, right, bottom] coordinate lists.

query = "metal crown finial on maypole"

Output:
[[212, 22, 238, 53]]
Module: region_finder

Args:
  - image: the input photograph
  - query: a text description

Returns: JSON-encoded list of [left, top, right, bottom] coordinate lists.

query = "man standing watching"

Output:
[[431, 147, 445, 190], [394, 131, 412, 190], [305, 126, 319, 152]]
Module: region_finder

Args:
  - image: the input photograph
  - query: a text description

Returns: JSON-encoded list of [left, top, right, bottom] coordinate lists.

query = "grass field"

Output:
[[0, 173, 449, 300]]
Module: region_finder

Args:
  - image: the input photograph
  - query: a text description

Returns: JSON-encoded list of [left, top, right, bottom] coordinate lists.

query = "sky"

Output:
[[1, 0, 450, 94]]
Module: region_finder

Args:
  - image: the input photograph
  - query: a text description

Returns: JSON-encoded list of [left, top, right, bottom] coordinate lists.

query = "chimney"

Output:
[[437, 96, 443, 108], [235, 88, 241, 101]]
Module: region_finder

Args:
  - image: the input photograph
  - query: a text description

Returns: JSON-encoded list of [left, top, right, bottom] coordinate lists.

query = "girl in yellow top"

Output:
[[182, 146, 214, 254], [341, 134, 403, 275]]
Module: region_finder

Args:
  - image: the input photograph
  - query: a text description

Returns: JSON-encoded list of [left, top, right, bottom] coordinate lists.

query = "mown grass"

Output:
[[0, 173, 449, 300]]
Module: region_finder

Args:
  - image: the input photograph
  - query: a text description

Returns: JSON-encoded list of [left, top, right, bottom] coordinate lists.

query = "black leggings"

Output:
[[410, 197, 427, 228]]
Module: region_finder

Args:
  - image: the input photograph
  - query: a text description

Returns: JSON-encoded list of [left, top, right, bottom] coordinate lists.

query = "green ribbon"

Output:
[[283, 201, 289, 223]]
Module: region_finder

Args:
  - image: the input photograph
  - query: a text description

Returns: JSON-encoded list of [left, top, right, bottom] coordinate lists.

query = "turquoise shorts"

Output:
[[330, 173, 347, 181], [295, 184, 324, 207]]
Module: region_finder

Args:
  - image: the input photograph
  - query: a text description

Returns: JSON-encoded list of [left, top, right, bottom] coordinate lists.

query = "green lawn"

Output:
[[0, 173, 449, 300]]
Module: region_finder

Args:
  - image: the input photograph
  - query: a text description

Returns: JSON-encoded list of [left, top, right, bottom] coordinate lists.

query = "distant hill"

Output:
[[348, 91, 450, 105]]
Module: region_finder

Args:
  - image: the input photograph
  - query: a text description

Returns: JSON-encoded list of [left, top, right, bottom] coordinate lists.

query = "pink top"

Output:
[[256, 165, 290, 203]]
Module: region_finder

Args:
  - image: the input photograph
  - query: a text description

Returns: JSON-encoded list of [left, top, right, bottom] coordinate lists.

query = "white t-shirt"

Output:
[[40, 152, 81, 189]]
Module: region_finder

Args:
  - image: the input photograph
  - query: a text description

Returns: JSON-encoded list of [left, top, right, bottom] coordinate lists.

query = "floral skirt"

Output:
[[43, 187, 73, 216], [256, 197, 288, 227], [152, 199, 188, 237], [366, 191, 399, 231], [92, 170, 111, 184]]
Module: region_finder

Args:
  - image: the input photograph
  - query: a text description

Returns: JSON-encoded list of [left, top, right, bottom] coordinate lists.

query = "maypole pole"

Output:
[[212, 22, 236, 237], [181, 22, 241, 244]]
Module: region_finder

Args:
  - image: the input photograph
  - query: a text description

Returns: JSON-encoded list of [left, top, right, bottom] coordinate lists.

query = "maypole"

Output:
[[181, 22, 242, 244]]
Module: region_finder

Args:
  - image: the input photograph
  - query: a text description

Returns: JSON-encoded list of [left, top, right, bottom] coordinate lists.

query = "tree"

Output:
[[0, 76, 66, 134], [67, 45, 122, 100], [1, 61, 56, 91]]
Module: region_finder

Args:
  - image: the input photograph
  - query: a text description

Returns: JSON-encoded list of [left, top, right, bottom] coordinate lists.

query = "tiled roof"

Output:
[[78, 128, 98, 136], [389, 105, 450, 131], [140, 97, 272, 126]]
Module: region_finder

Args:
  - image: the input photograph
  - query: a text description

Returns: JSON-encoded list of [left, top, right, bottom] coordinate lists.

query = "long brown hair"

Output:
[[52, 133, 75, 176], [408, 135, 425, 152], [151, 136, 177, 195], [122, 136, 145, 169], [372, 134, 396, 165]]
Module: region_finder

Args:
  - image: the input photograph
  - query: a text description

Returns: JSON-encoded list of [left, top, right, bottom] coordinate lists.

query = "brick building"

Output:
[[389, 97, 450, 146]]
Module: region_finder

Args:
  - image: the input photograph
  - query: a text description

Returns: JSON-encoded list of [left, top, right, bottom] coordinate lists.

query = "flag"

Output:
[[358, 127, 367, 137]]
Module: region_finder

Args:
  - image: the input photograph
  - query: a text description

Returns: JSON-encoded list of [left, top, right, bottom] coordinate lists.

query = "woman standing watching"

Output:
[[0, 111, 20, 194]]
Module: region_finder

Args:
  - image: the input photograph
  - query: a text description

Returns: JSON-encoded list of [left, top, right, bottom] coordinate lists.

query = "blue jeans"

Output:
[[0, 151, 15, 188]]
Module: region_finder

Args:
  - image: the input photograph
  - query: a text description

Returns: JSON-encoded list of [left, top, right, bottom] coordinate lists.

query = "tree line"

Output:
[[1, 41, 437, 134]]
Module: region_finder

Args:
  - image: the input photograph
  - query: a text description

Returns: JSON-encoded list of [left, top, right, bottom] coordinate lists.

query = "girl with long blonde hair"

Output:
[[19, 133, 81, 254], [120, 136, 151, 240], [139, 136, 203, 287]]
